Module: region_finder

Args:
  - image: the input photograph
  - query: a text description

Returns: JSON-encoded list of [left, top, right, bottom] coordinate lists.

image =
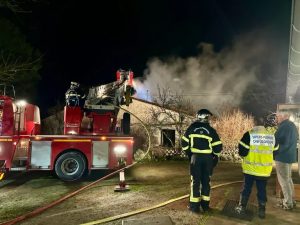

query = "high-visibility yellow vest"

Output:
[[241, 127, 277, 177]]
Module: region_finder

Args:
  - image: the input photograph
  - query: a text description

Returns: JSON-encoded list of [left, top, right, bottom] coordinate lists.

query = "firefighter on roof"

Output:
[[65, 81, 85, 107], [182, 109, 222, 213]]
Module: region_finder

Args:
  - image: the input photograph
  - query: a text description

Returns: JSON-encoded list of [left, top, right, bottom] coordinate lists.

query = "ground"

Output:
[[0, 161, 299, 225]]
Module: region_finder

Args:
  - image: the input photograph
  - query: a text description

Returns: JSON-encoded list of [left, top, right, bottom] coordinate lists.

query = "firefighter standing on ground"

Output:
[[181, 109, 222, 213], [235, 115, 279, 219]]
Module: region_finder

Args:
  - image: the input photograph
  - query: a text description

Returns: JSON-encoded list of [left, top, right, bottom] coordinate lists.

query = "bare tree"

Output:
[[147, 86, 194, 152], [0, 53, 41, 83], [0, 14, 42, 98], [0, 0, 39, 13]]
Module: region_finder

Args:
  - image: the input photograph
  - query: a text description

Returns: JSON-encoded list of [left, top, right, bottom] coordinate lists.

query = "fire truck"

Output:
[[0, 70, 135, 181]]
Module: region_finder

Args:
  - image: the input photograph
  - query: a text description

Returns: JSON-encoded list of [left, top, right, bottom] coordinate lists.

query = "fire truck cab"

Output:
[[0, 70, 135, 181]]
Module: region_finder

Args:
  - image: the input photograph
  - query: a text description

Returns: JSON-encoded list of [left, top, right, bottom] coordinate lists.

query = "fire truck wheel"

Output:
[[55, 152, 86, 181]]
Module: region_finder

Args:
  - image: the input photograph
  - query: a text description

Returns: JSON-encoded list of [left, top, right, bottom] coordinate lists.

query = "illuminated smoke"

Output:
[[134, 31, 286, 114]]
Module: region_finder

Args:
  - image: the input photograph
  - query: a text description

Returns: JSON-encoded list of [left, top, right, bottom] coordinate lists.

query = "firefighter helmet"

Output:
[[196, 109, 212, 122], [264, 113, 277, 127], [70, 81, 80, 89]]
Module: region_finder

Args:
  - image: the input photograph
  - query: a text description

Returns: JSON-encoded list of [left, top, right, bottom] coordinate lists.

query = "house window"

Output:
[[161, 129, 175, 147]]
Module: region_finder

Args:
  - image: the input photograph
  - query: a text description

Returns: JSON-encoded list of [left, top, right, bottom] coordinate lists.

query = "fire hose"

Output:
[[0, 106, 152, 225], [0, 162, 5, 181], [80, 181, 244, 225], [0, 171, 4, 181]]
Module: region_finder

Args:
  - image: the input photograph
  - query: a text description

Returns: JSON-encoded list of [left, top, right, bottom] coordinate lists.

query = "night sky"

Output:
[[7, 0, 292, 116]]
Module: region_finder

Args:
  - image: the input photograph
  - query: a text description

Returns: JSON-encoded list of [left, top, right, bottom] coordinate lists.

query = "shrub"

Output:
[[212, 107, 254, 162]]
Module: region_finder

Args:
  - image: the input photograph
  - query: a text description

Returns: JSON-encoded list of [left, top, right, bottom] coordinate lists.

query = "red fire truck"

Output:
[[0, 70, 135, 181]]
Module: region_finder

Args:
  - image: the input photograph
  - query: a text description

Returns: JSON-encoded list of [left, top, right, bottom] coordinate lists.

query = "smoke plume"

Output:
[[134, 30, 287, 116]]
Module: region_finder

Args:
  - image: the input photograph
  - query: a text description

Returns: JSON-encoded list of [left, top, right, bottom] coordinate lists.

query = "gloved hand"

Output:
[[190, 154, 196, 165], [212, 153, 219, 168], [186, 152, 192, 161]]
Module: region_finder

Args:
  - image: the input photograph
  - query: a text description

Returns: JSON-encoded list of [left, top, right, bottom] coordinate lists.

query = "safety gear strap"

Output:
[[190, 175, 201, 202], [201, 195, 210, 201]]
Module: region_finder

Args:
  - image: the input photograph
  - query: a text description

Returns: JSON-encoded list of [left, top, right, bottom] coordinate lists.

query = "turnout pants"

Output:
[[189, 154, 213, 211]]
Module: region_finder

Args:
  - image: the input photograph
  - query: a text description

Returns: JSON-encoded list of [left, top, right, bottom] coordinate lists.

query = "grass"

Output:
[[0, 161, 245, 224], [0, 161, 190, 223], [0, 174, 88, 222]]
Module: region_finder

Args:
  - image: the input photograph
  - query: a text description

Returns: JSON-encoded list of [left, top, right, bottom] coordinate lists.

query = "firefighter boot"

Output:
[[188, 202, 200, 213], [235, 196, 248, 215], [200, 200, 211, 213], [188, 202, 200, 214], [258, 202, 266, 219]]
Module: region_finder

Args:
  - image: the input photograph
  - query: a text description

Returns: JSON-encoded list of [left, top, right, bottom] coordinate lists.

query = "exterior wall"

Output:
[[286, 0, 300, 101], [117, 98, 154, 124], [117, 98, 161, 146], [118, 98, 193, 148]]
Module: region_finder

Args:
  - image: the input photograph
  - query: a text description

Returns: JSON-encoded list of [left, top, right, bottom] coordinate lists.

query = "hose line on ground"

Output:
[[80, 181, 244, 225]]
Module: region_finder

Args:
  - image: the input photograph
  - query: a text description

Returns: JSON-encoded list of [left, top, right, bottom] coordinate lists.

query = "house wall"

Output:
[[118, 98, 193, 148]]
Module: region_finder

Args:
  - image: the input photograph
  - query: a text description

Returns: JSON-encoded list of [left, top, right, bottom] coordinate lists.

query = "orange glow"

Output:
[[0, 139, 12, 142], [20, 139, 29, 146], [111, 139, 133, 142], [53, 139, 91, 142], [100, 136, 107, 141]]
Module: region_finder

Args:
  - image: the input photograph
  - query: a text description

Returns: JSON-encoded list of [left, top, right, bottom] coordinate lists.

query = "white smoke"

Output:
[[134, 31, 277, 113]]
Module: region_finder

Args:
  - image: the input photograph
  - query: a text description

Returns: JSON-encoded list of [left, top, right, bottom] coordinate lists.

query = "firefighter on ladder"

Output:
[[182, 109, 222, 213], [65, 81, 85, 107]]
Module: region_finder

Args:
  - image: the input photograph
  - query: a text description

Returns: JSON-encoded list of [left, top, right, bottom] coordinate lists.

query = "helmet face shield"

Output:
[[196, 109, 212, 122], [70, 81, 80, 89]]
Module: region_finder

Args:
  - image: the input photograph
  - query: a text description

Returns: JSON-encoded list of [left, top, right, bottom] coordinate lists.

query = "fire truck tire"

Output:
[[55, 152, 86, 181], [122, 112, 130, 134]]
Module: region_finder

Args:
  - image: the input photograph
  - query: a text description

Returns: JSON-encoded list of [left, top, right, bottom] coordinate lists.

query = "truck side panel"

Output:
[[51, 140, 92, 170], [0, 138, 13, 169]]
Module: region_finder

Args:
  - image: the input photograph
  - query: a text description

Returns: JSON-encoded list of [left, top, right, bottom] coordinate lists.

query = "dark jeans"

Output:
[[241, 174, 268, 204]]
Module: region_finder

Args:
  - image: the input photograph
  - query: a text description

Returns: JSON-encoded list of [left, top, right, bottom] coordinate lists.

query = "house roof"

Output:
[[131, 97, 194, 117]]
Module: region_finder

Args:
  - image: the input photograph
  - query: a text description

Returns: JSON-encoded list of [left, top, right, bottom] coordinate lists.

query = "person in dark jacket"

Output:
[[235, 116, 279, 219], [275, 110, 298, 210], [182, 109, 222, 213]]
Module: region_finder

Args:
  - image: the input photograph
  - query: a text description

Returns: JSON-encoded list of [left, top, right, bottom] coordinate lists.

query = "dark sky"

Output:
[[22, 0, 291, 116]]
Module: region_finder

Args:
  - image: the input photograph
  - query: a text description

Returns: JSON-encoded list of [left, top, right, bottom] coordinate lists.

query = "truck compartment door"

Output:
[[92, 141, 109, 168], [30, 141, 51, 169]]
